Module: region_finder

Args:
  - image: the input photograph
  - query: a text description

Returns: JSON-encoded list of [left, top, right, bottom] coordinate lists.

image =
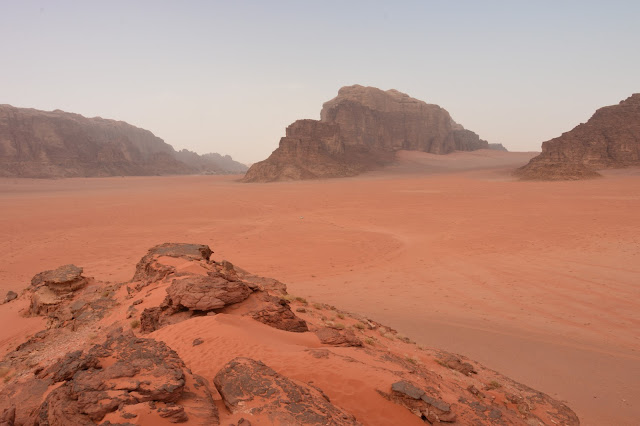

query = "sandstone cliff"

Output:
[[0, 104, 246, 178], [517, 94, 640, 180], [244, 85, 488, 182]]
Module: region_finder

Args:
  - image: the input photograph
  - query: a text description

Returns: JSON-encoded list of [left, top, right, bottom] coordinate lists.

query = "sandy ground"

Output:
[[0, 149, 638, 425]]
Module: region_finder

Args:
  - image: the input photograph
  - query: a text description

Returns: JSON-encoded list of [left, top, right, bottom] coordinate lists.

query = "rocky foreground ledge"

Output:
[[0, 243, 579, 425]]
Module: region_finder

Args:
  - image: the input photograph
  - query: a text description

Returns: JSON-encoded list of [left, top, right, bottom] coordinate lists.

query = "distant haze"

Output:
[[1, 1, 638, 164]]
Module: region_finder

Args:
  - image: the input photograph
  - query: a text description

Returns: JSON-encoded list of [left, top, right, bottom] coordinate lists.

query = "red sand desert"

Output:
[[1, 149, 639, 425]]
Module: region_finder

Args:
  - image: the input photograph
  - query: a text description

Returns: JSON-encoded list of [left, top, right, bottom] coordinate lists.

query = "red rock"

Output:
[[244, 85, 488, 182], [247, 292, 308, 332], [35, 331, 217, 424], [517, 93, 640, 180], [0, 104, 245, 178], [166, 274, 252, 311], [213, 357, 359, 425], [315, 327, 363, 347], [132, 243, 213, 286], [30, 264, 86, 294]]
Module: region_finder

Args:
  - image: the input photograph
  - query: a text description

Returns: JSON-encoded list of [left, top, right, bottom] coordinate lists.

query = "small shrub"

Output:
[[313, 303, 324, 310], [294, 296, 308, 305], [365, 337, 375, 345], [336, 313, 345, 320], [353, 323, 365, 330], [130, 319, 140, 329], [333, 323, 346, 330]]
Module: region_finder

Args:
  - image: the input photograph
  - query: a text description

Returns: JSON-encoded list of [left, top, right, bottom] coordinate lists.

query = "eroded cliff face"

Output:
[[243, 85, 488, 182], [517, 94, 640, 180], [0, 105, 247, 178]]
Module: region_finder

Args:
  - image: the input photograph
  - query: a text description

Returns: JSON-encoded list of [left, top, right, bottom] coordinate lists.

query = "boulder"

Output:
[[132, 243, 213, 285], [214, 357, 359, 425], [166, 274, 251, 311], [35, 330, 214, 424], [31, 264, 86, 294], [2, 291, 17, 304], [315, 327, 363, 347], [385, 380, 455, 423], [247, 292, 308, 332]]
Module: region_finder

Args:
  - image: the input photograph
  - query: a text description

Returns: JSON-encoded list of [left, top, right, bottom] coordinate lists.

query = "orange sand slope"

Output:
[[1, 150, 639, 424]]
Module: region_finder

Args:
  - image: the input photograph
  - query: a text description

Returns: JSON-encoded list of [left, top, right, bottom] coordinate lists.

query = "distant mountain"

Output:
[[488, 143, 508, 151], [0, 104, 246, 178], [516, 94, 640, 180], [174, 150, 248, 175], [243, 85, 489, 182]]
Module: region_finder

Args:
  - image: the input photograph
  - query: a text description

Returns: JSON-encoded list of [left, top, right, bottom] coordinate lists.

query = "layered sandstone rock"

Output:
[[0, 104, 246, 178], [244, 85, 489, 182], [517, 93, 640, 180]]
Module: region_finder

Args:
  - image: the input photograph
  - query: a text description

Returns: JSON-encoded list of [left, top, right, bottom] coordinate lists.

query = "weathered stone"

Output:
[[166, 274, 251, 311], [3, 291, 17, 304], [31, 264, 86, 294], [517, 93, 640, 180], [133, 243, 213, 285], [421, 394, 451, 413], [316, 327, 363, 347], [244, 85, 489, 182], [247, 292, 308, 332], [441, 355, 477, 376], [214, 357, 359, 425], [36, 331, 191, 423], [391, 381, 425, 400], [140, 307, 163, 333]]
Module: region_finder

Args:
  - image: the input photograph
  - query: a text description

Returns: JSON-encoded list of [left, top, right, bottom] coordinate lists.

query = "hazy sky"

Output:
[[1, 1, 638, 164]]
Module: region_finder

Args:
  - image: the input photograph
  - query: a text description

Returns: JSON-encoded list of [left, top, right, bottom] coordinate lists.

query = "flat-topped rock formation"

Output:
[[0, 242, 579, 425], [517, 94, 640, 180], [0, 104, 247, 178], [244, 85, 489, 182]]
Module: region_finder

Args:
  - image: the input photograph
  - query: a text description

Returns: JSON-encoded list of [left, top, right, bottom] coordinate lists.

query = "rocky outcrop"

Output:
[[244, 85, 489, 182], [315, 327, 363, 347], [517, 93, 640, 180], [0, 242, 579, 426], [131, 243, 308, 334], [132, 242, 213, 287], [246, 292, 309, 332], [2, 291, 17, 304], [29, 264, 87, 317], [166, 274, 252, 311], [214, 357, 359, 425], [384, 380, 456, 423], [35, 330, 217, 425], [0, 104, 245, 178]]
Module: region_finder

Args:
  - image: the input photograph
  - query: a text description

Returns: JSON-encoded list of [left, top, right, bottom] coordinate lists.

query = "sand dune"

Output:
[[1, 150, 638, 424]]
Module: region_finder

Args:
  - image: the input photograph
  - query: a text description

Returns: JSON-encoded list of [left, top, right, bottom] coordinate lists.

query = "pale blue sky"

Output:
[[1, 1, 638, 163]]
